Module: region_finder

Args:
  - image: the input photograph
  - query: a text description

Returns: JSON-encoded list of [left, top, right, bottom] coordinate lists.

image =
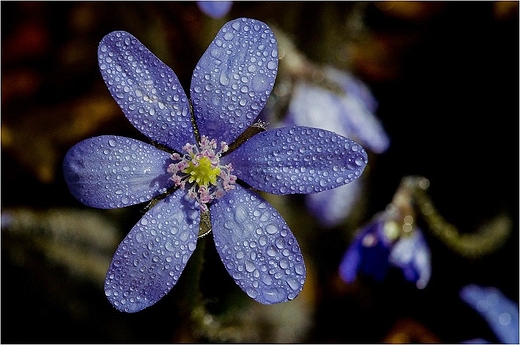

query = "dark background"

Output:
[[2, 2, 518, 343]]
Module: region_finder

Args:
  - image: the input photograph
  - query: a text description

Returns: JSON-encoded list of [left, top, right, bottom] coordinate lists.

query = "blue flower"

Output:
[[339, 208, 431, 289], [460, 284, 519, 344], [63, 18, 368, 313], [276, 66, 389, 227], [197, 1, 233, 19]]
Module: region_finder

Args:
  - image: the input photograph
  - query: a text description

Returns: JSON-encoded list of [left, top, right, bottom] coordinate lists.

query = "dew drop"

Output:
[[224, 32, 234, 41], [265, 224, 278, 234], [219, 72, 230, 86], [165, 240, 175, 252], [266, 246, 277, 257], [355, 156, 365, 166], [246, 288, 258, 299], [295, 263, 305, 275], [262, 275, 273, 285], [210, 48, 221, 58], [245, 261, 256, 272], [262, 288, 287, 303], [286, 277, 300, 291], [252, 74, 268, 92]]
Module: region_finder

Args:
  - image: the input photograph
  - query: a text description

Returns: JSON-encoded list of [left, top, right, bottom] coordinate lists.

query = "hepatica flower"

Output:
[[63, 18, 368, 312], [339, 206, 431, 289]]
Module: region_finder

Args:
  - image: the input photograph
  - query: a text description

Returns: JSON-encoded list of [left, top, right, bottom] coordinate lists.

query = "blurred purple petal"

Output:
[[191, 17, 278, 144], [305, 179, 363, 228], [338, 234, 363, 283], [104, 191, 200, 312], [222, 126, 367, 194], [284, 69, 390, 154], [389, 229, 431, 289], [324, 66, 378, 114], [211, 185, 306, 304], [197, 1, 233, 19], [339, 216, 392, 283], [460, 284, 519, 344], [63, 135, 173, 209], [98, 31, 194, 152]]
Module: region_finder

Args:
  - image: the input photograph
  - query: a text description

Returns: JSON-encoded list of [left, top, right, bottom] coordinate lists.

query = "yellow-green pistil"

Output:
[[185, 155, 221, 187], [168, 135, 237, 211]]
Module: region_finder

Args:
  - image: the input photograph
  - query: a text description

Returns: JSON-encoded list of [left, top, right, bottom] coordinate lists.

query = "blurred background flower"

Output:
[[339, 209, 431, 290], [197, 1, 233, 19], [339, 176, 431, 290], [2, 2, 518, 343]]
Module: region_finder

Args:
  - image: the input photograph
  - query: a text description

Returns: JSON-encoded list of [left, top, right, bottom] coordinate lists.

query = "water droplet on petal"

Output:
[[262, 288, 287, 304], [355, 156, 365, 166]]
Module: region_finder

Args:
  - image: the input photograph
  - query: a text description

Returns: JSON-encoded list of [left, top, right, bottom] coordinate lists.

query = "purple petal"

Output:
[[191, 17, 278, 144], [98, 31, 195, 152], [63, 135, 173, 209], [222, 126, 368, 195], [104, 191, 200, 313], [305, 179, 363, 228], [197, 1, 233, 19], [339, 217, 391, 283], [460, 284, 519, 344], [324, 66, 379, 114], [389, 229, 431, 289], [338, 236, 362, 283], [210, 185, 306, 304]]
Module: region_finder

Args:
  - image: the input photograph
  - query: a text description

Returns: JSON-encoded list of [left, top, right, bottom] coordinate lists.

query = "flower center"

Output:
[[184, 156, 221, 187], [168, 136, 237, 211]]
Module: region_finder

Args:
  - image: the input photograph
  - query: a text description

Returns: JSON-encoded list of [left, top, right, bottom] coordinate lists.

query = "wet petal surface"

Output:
[[223, 126, 368, 195], [210, 185, 306, 304], [191, 17, 278, 144], [98, 31, 195, 152], [104, 191, 200, 313], [63, 135, 173, 209]]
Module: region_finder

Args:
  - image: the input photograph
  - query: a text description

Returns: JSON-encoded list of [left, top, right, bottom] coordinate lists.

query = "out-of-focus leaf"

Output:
[[2, 207, 121, 284], [2, 94, 120, 183]]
